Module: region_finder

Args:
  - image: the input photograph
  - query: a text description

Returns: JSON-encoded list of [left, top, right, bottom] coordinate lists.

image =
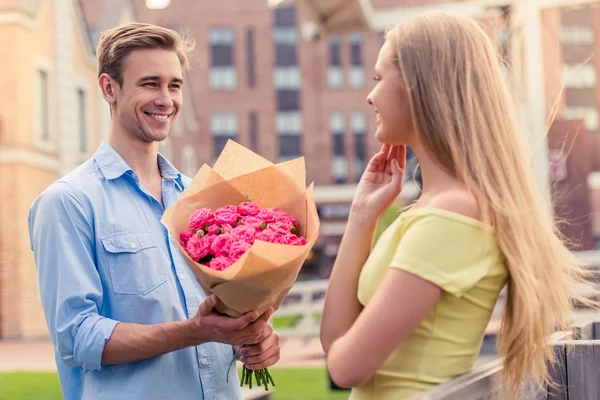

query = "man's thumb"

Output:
[[199, 294, 217, 315]]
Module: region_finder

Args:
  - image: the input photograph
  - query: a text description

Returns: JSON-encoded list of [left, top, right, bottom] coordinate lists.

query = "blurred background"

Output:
[[1, 0, 600, 399]]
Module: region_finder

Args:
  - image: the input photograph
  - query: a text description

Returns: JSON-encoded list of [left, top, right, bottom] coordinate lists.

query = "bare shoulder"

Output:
[[427, 189, 481, 221]]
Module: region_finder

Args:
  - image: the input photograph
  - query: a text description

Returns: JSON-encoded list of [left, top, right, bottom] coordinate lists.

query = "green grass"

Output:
[[272, 313, 322, 330], [0, 369, 350, 400], [267, 368, 350, 400], [0, 372, 62, 400]]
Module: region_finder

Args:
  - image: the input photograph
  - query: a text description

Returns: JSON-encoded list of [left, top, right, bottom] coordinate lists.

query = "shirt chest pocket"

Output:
[[100, 230, 168, 295]]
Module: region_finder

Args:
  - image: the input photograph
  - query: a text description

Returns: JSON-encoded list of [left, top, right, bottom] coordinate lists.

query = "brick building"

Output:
[[3, 0, 600, 338], [0, 0, 107, 338], [86, 0, 600, 255]]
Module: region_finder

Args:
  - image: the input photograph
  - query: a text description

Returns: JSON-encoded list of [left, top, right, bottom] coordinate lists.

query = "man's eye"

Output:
[[144, 82, 158, 87]]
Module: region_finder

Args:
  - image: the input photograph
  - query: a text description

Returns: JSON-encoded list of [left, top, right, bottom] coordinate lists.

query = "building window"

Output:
[[349, 34, 362, 65], [272, 27, 298, 44], [329, 36, 341, 65], [351, 112, 367, 179], [329, 111, 345, 133], [328, 67, 344, 88], [249, 111, 258, 152], [348, 67, 365, 88], [275, 5, 296, 27], [277, 90, 300, 111], [181, 146, 197, 177], [211, 112, 238, 157], [279, 135, 301, 161], [274, 67, 301, 89], [76, 88, 87, 153], [330, 112, 346, 157], [328, 36, 343, 88], [211, 112, 238, 135], [332, 155, 348, 184], [276, 111, 302, 135], [563, 107, 599, 132], [560, 26, 594, 45], [36, 69, 50, 142], [351, 112, 367, 133], [246, 27, 256, 87], [348, 34, 364, 88], [330, 112, 346, 183], [562, 64, 596, 88], [273, 4, 300, 163], [210, 68, 237, 90], [209, 27, 236, 90]]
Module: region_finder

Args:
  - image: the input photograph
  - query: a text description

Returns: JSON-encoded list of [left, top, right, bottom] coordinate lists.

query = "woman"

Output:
[[320, 10, 597, 399]]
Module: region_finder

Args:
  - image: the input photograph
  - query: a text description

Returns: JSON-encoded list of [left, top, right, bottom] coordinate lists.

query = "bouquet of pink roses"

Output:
[[180, 200, 307, 272], [161, 140, 319, 391]]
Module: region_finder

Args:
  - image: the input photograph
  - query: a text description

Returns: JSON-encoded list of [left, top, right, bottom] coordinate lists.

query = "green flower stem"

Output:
[[227, 348, 276, 391]]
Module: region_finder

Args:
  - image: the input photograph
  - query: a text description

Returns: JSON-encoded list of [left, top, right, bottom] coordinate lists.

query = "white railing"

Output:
[[272, 280, 328, 339], [273, 251, 600, 340]]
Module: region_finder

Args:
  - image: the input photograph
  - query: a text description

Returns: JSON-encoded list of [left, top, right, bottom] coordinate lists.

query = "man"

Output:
[[28, 23, 279, 400]]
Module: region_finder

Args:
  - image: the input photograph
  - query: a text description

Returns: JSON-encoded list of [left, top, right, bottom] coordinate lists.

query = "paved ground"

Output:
[[0, 337, 326, 372]]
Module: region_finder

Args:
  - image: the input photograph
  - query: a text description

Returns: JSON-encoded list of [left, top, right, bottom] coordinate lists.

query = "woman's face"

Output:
[[366, 41, 415, 146]]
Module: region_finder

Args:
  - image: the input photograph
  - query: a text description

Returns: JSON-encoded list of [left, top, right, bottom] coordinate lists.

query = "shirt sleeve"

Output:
[[28, 181, 119, 372], [390, 213, 496, 297]]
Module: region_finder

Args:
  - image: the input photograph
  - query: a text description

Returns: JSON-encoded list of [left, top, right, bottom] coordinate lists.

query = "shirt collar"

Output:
[[157, 151, 184, 190], [93, 141, 183, 189]]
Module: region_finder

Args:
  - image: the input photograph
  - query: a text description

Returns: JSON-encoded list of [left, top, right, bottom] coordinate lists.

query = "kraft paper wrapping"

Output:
[[162, 140, 320, 317]]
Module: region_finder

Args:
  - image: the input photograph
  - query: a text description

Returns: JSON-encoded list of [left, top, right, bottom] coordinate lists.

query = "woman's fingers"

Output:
[[381, 144, 390, 158], [396, 145, 407, 172]]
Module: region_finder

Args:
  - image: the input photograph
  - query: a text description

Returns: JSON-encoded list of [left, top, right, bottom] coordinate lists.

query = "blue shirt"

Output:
[[28, 141, 243, 400]]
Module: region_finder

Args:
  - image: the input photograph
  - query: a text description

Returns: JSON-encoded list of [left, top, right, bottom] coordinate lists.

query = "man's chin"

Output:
[[141, 127, 170, 143]]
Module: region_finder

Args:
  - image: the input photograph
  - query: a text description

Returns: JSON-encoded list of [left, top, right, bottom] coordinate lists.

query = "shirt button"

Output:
[[130, 242, 137, 249], [200, 358, 208, 365], [179, 273, 186, 280]]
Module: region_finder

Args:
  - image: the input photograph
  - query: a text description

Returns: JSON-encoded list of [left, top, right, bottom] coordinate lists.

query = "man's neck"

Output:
[[107, 129, 161, 184]]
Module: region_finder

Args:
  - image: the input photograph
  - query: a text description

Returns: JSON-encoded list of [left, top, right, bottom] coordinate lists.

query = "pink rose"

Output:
[[208, 256, 232, 271], [274, 210, 297, 227], [268, 221, 292, 235], [237, 201, 260, 216], [221, 224, 234, 234], [229, 240, 252, 262], [284, 234, 307, 246], [256, 229, 285, 244], [186, 235, 210, 262], [189, 208, 214, 230], [257, 208, 277, 223], [180, 228, 195, 246], [215, 205, 238, 214], [207, 224, 221, 236], [210, 233, 232, 257], [241, 216, 266, 232], [231, 225, 256, 244], [204, 234, 217, 248], [214, 211, 238, 227]]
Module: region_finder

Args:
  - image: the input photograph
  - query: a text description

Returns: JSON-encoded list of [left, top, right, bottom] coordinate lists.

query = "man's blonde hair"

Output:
[[97, 22, 195, 86]]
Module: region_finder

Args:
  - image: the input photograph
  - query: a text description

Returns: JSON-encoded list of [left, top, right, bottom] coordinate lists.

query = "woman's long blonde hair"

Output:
[[386, 11, 598, 395]]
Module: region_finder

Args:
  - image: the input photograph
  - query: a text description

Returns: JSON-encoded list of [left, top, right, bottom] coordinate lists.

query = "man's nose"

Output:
[[154, 87, 174, 109]]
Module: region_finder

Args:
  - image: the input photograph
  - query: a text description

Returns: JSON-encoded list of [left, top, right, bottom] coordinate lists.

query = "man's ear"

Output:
[[99, 73, 118, 105]]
